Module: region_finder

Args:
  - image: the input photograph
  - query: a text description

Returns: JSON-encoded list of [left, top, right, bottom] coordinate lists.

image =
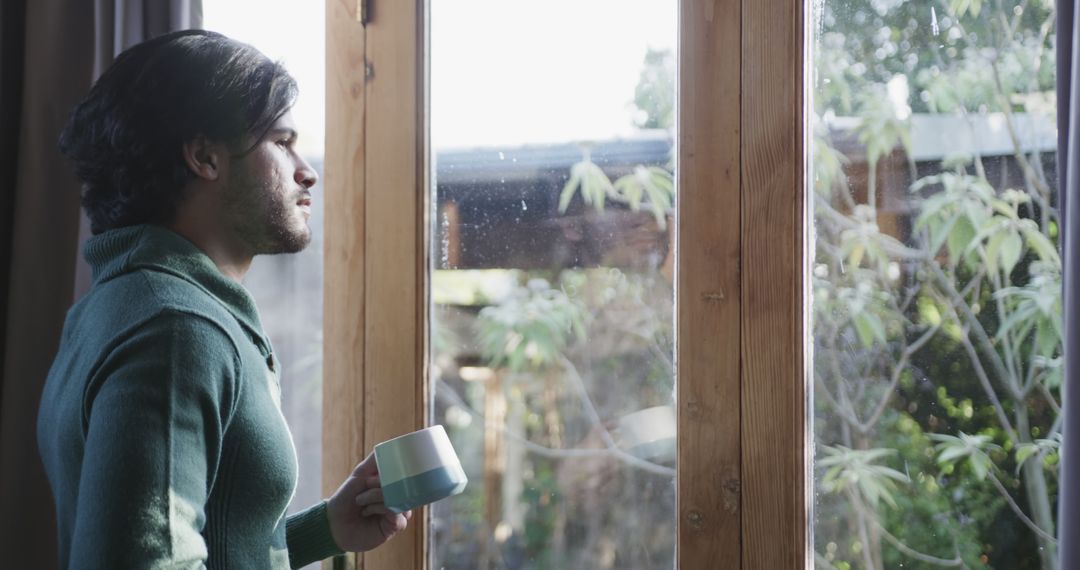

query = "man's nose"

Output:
[[296, 157, 318, 189]]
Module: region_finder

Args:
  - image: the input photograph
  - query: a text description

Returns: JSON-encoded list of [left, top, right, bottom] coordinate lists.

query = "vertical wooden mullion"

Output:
[[323, 0, 368, 567], [740, 0, 809, 567], [325, 0, 427, 569], [677, 0, 743, 567], [361, 0, 426, 569]]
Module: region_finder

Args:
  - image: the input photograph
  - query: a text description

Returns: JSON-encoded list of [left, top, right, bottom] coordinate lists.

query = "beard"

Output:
[[224, 168, 312, 256], [253, 193, 311, 255]]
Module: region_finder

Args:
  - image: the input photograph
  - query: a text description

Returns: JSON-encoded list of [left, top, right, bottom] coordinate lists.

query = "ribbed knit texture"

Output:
[[37, 224, 342, 569], [286, 501, 344, 568]]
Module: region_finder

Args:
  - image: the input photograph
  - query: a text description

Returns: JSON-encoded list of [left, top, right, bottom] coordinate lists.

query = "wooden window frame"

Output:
[[322, 0, 808, 567]]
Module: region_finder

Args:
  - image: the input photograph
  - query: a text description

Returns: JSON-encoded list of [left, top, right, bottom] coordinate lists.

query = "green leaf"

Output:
[[559, 168, 583, 213], [936, 445, 971, 464], [608, 166, 674, 227], [1036, 321, 1059, 358], [476, 280, 589, 372], [990, 198, 1018, 219], [853, 312, 886, 347], [930, 432, 1000, 480], [970, 453, 990, 481], [648, 166, 674, 191], [1019, 223, 1061, 267], [562, 159, 616, 214], [926, 214, 958, 255], [1015, 436, 1062, 475], [949, 0, 982, 19], [645, 167, 675, 225], [581, 162, 615, 212], [914, 192, 953, 231], [1015, 444, 1038, 475], [984, 230, 1006, 274], [946, 215, 976, 262], [1000, 230, 1023, 275], [816, 446, 908, 509], [614, 174, 643, 210], [848, 242, 866, 269], [917, 296, 943, 327], [995, 302, 1037, 341], [1016, 445, 1037, 463], [860, 478, 889, 508]]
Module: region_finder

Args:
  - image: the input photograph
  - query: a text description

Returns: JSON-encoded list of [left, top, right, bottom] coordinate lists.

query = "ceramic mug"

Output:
[[617, 405, 676, 463], [374, 424, 468, 513]]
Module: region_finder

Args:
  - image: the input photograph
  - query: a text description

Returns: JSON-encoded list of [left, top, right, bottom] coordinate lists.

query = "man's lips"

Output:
[[297, 193, 313, 216]]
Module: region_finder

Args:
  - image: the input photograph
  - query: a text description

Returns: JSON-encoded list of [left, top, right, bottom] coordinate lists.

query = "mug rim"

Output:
[[375, 424, 447, 449], [375, 424, 462, 484]]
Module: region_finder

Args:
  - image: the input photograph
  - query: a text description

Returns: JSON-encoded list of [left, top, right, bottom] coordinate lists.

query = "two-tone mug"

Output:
[[374, 425, 468, 513]]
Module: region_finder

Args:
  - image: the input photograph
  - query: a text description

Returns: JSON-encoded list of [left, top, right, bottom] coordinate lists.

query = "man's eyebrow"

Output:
[[268, 127, 299, 140]]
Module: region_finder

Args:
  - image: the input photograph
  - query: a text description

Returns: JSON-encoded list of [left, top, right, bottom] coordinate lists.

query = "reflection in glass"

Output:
[[428, 1, 677, 568], [810, 3, 1059, 569]]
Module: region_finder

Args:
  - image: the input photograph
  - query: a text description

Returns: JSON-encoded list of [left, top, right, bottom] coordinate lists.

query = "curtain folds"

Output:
[[0, 2, 200, 566], [0, 3, 95, 565], [1060, 0, 1078, 564], [75, 0, 204, 297]]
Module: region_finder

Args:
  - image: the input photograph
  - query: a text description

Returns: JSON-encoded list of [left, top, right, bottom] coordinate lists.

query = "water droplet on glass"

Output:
[[521, 200, 527, 211], [498, 151, 506, 160]]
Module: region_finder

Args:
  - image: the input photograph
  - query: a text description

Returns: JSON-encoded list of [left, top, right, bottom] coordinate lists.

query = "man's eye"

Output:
[[277, 139, 291, 147]]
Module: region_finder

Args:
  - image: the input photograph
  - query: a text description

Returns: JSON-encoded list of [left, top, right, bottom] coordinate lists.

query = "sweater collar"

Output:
[[84, 224, 270, 353]]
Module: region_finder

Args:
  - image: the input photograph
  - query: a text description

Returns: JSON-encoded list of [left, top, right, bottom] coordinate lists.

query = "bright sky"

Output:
[[204, 0, 676, 154], [431, 0, 676, 149]]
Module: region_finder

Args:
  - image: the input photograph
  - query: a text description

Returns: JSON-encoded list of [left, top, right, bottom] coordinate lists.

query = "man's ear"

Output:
[[181, 136, 225, 181]]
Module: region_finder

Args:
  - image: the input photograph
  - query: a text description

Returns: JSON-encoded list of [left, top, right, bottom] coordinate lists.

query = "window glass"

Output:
[[203, 7, 326, 570], [428, 1, 678, 567], [809, 3, 1060, 569]]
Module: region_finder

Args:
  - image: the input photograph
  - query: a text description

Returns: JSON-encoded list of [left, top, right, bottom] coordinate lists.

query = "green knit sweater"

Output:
[[37, 225, 343, 569]]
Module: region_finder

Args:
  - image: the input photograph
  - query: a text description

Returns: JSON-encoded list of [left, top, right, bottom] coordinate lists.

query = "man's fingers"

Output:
[[350, 452, 379, 479], [355, 486, 410, 518], [380, 513, 409, 536], [354, 487, 385, 508], [339, 473, 381, 498], [360, 503, 396, 517]]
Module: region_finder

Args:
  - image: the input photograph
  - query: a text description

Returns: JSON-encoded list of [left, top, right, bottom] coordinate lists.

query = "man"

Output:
[[37, 30, 409, 568]]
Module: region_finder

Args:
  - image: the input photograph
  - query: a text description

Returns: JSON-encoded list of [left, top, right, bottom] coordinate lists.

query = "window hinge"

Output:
[[357, 0, 370, 24]]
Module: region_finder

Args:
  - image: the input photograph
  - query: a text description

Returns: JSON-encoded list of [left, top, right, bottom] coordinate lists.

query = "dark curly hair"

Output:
[[58, 29, 298, 234]]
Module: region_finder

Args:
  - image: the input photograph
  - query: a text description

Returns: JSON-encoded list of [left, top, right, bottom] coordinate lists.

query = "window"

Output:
[[325, 0, 806, 568], [810, 2, 1060, 569], [428, 1, 677, 568]]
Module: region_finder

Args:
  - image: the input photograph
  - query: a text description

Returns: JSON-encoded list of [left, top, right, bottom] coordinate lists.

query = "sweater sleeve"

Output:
[[285, 500, 345, 568], [72, 311, 240, 569]]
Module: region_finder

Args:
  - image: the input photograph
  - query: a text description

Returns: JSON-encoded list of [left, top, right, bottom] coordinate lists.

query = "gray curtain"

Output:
[[74, 0, 204, 298], [0, 3, 96, 566], [0, 1, 200, 566], [1061, 0, 1079, 564]]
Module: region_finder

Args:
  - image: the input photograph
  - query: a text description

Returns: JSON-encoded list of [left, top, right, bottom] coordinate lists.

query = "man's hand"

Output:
[[326, 453, 412, 552]]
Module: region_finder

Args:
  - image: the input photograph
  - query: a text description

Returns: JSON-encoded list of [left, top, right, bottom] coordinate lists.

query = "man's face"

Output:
[[223, 110, 317, 255]]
